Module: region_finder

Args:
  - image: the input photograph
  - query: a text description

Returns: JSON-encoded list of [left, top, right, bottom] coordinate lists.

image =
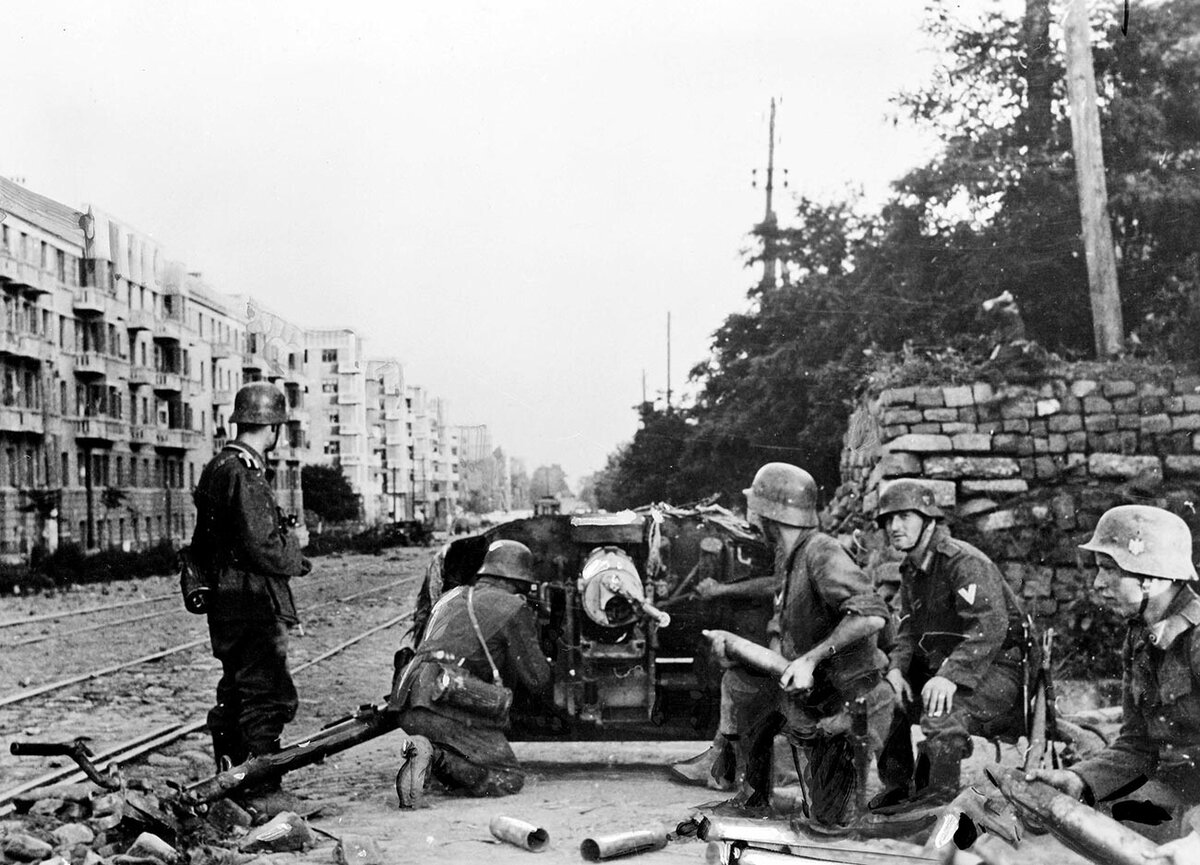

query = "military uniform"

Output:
[[742, 530, 894, 823], [1070, 586, 1200, 842], [878, 524, 1025, 798], [392, 576, 552, 797], [191, 440, 309, 765]]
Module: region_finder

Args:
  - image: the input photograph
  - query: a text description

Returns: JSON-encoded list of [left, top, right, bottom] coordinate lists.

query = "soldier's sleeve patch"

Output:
[[957, 584, 977, 605]]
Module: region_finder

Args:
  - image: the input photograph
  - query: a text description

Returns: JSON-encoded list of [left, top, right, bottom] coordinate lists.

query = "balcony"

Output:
[[155, 428, 201, 450], [154, 316, 183, 342], [0, 253, 53, 295], [128, 365, 154, 386], [126, 308, 154, 331], [0, 331, 48, 361], [383, 407, 404, 421], [337, 391, 362, 405], [153, 371, 183, 393], [0, 407, 45, 435], [242, 352, 266, 374], [73, 352, 110, 377], [339, 453, 364, 466], [210, 341, 232, 360], [129, 423, 155, 444], [212, 389, 234, 406], [72, 288, 109, 315], [71, 416, 128, 443], [338, 361, 363, 375]]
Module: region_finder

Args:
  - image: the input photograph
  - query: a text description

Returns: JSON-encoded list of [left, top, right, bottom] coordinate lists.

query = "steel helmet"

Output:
[[876, 479, 944, 526], [477, 539, 537, 584], [230, 382, 288, 426], [744, 462, 819, 528], [1079, 505, 1198, 581]]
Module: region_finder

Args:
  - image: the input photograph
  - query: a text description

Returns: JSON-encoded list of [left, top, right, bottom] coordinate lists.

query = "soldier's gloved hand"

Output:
[[1145, 832, 1200, 864], [886, 669, 912, 706], [1024, 768, 1086, 800], [694, 577, 724, 601], [300, 558, 313, 576], [780, 655, 817, 693], [921, 675, 957, 717]]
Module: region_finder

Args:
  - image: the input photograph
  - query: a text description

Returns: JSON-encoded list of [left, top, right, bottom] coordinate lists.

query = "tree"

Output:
[[529, 464, 572, 500], [301, 465, 361, 523]]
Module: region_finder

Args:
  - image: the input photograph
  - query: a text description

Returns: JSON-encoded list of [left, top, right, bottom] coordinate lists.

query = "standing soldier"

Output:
[[1029, 505, 1200, 844], [191, 381, 311, 812], [709, 462, 894, 826], [872, 479, 1026, 812], [392, 540, 552, 807]]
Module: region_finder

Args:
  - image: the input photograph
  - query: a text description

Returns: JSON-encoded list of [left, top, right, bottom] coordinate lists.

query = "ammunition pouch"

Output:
[[178, 546, 213, 614]]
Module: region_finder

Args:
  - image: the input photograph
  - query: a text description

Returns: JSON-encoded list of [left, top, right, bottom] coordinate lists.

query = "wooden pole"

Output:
[[1063, 0, 1124, 357]]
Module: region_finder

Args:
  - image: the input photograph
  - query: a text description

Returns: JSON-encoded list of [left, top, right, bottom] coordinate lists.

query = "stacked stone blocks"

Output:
[[829, 373, 1200, 623]]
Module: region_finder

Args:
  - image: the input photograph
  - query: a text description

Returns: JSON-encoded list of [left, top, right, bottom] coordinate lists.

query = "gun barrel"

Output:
[[702, 630, 789, 678]]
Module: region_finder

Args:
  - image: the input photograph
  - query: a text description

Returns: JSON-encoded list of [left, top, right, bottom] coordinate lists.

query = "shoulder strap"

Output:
[[467, 585, 504, 687]]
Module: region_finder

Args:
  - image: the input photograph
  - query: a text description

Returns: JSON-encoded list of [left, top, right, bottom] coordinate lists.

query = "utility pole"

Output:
[[753, 98, 785, 291], [665, 312, 672, 412], [1063, 0, 1124, 357]]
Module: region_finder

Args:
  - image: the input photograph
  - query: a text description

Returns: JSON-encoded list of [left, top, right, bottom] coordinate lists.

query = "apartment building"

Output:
[[403, 385, 460, 530], [305, 328, 371, 517], [365, 358, 408, 523]]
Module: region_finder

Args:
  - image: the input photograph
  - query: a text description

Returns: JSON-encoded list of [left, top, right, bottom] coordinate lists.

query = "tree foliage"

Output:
[[597, 0, 1200, 509], [302, 464, 361, 523]]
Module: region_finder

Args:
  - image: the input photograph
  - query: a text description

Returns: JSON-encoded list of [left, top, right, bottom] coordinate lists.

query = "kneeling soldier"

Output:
[[391, 540, 551, 807], [872, 479, 1026, 811]]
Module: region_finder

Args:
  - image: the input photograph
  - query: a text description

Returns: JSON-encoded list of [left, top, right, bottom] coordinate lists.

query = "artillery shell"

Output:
[[489, 815, 549, 852], [580, 827, 668, 861]]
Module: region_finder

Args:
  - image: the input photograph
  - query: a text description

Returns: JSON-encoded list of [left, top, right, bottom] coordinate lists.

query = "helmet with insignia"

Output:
[[230, 382, 288, 426], [744, 462, 819, 528], [876, 479, 944, 526], [1079, 505, 1198, 581], [477, 539, 537, 584]]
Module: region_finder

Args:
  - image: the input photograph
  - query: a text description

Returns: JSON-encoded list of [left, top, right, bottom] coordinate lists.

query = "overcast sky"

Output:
[[3, 2, 942, 488]]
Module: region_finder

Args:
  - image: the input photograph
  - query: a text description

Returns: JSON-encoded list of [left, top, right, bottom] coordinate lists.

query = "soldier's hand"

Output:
[[780, 655, 817, 693], [702, 630, 733, 668], [886, 669, 912, 705], [1145, 833, 1200, 864], [921, 676, 957, 717], [1024, 768, 1086, 800], [694, 577, 724, 601]]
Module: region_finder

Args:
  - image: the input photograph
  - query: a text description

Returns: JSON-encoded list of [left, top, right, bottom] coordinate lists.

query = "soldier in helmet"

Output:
[[1029, 505, 1200, 843], [707, 462, 894, 825], [871, 479, 1027, 812], [190, 382, 312, 813], [391, 539, 552, 807]]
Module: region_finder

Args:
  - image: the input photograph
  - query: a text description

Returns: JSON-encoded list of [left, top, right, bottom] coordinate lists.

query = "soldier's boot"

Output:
[[238, 739, 301, 819], [210, 729, 248, 773], [668, 733, 737, 791], [876, 740, 963, 815], [396, 735, 438, 809]]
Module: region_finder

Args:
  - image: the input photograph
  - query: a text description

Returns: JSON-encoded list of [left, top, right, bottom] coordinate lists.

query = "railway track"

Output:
[[0, 551, 429, 803]]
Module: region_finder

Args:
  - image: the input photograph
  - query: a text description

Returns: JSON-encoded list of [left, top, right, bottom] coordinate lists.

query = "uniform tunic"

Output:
[[742, 530, 893, 823], [396, 576, 551, 796], [191, 441, 309, 758], [878, 525, 1025, 793], [1071, 586, 1200, 842]]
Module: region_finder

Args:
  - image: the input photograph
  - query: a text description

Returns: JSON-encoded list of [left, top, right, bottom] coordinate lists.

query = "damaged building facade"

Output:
[[0, 177, 469, 561]]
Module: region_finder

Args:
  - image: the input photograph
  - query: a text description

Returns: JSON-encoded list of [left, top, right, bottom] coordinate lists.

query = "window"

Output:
[[324, 441, 340, 456], [321, 349, 338, 362], [322, 381, 338, 393]]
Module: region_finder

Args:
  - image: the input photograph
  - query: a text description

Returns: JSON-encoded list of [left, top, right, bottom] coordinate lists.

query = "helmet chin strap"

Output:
[[1136, 581, 1151, 621], [898, 516, 934, 554]]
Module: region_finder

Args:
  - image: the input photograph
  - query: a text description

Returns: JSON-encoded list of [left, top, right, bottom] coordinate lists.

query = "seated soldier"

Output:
[[391, 540, 551, 806], [872, 479, 1027, 811], [1030, 505, 1200, 844]]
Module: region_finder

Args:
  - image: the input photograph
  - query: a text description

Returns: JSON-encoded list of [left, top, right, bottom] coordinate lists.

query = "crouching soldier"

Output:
[[1030, 505, 1200, 844], [391, 540, 551, 807], [871, 479, 1027, 812], [711, 462, 894, 826]]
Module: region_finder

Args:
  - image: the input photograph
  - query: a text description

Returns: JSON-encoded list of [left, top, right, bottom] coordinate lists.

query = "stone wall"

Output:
[[826, 371, 1200, 625]]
